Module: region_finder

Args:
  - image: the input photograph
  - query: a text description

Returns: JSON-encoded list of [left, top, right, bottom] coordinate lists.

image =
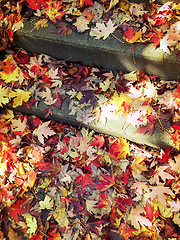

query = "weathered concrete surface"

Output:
[[13, 20, 180, 81], [14, 100, 175, 150]]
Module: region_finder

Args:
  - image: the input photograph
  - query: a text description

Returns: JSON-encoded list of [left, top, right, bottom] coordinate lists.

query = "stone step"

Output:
[[14, 98, 175, 150], [13, 19, 180, 81]]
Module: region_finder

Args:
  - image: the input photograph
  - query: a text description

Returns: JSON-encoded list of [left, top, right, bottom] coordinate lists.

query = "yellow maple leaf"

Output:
[[132, 155, 147, 175], [32, 19, 48, 31], [110, 91, 132, 115], [0, 85, 10, 107], [9, 89, 31, 108], [2, 109, 14, 120]]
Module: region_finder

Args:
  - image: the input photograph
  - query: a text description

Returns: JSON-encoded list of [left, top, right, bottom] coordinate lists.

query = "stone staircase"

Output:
[[12, 1, 180, 150]]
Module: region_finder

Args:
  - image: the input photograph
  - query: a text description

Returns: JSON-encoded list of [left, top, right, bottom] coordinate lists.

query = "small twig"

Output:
[[111, 33, 125, 43]]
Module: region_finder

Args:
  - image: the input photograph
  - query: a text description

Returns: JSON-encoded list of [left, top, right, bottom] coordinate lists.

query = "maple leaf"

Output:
[[39, 195, 54, 210], [89, 134, 105, 149], [45, 1, 65, 23], [109, 137, 130, 161], [169, 154, 180, 174], [38, 87, 56, 105], [90, 19, 117, 40], [84, 10, 95, 21], [9, 199, 25, 222], [167, 200, 180, 212], [132, 155, 147, 175], [0, 57, 19, 83], [123, 27, 141, 43], [160, 34, 176, 54], [144, 202, 159, 222], [94, 192, 109, 208], [173, 84, 180, 99], [137, 114, 157, 136], [150, 166, 174, 185], [118, 222, 136, 240], [159, 147, 171, 162], [32, 19, 48, 31], [95, 174, 115, 192], [33, 121, 56, 144], [9, 89, 31, 108], [11, 117, 27, 134], [146, 29, 164, 47], [48, 232, 61, 240], [150, 186, 175, 206], [74, 16, 90, 32], [115, 197, 135, 213], [0, 85, 10, 107], [110, 91, 131, 115], [29, 235, 43, 240], [80, 0, 93, 7], [128, 206, 152, 230], [26, 0, 47, 10], [22, 213, 37, 235], [75, 173, 93, 189], [86, 219, 105, 234]]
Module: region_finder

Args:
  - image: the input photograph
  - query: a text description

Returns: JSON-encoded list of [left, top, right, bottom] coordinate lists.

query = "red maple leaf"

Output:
[[9, 199, 25, 222], [81, 0, 94, 7], [173, 85, 180, 99], [95, 174, 115, 192], [144, 202, 159, 222], [137, 114, 157, 136], [75, 173, 93, 189], [118, 222, 136, 240], [94, 192, 109, 208], [86, 219, 105, 234], [115, 197, 135, 213], [29, 235, 43, 240], [89, 134, 105, 149], [159, 147, 171, 162], [146, 29, 164, 47], [26, 0, 47, 10], [123, 27, 141, 43]]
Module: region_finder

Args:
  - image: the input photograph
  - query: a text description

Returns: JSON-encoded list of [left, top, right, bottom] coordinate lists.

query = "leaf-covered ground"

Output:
[[0, 0, 180, 240], [0, 0, 180, 54], [0, 48, 180, 239]]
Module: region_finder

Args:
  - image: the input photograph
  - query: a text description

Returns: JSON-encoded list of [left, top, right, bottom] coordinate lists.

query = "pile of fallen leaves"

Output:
[[0, 108, 180, 239], [0, 48, 180, 239], [0, 0, 180, 54]]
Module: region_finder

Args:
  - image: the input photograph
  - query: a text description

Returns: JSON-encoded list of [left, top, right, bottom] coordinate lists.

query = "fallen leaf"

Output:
[[33, 121, 56, 144]]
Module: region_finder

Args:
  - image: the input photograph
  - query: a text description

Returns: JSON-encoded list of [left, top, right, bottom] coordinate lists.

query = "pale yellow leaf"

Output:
[[0, 68, 19, 83], [9, 89, 31, 108], [39, 195, 54, 210], [22, 213, 37, 235], [0, 85, 10, 107]]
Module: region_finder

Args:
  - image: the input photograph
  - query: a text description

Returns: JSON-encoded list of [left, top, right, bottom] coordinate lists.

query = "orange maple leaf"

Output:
[[118, 222, 136, 240], [109, 137, 130, 161], [45, 1, 65, 23]]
